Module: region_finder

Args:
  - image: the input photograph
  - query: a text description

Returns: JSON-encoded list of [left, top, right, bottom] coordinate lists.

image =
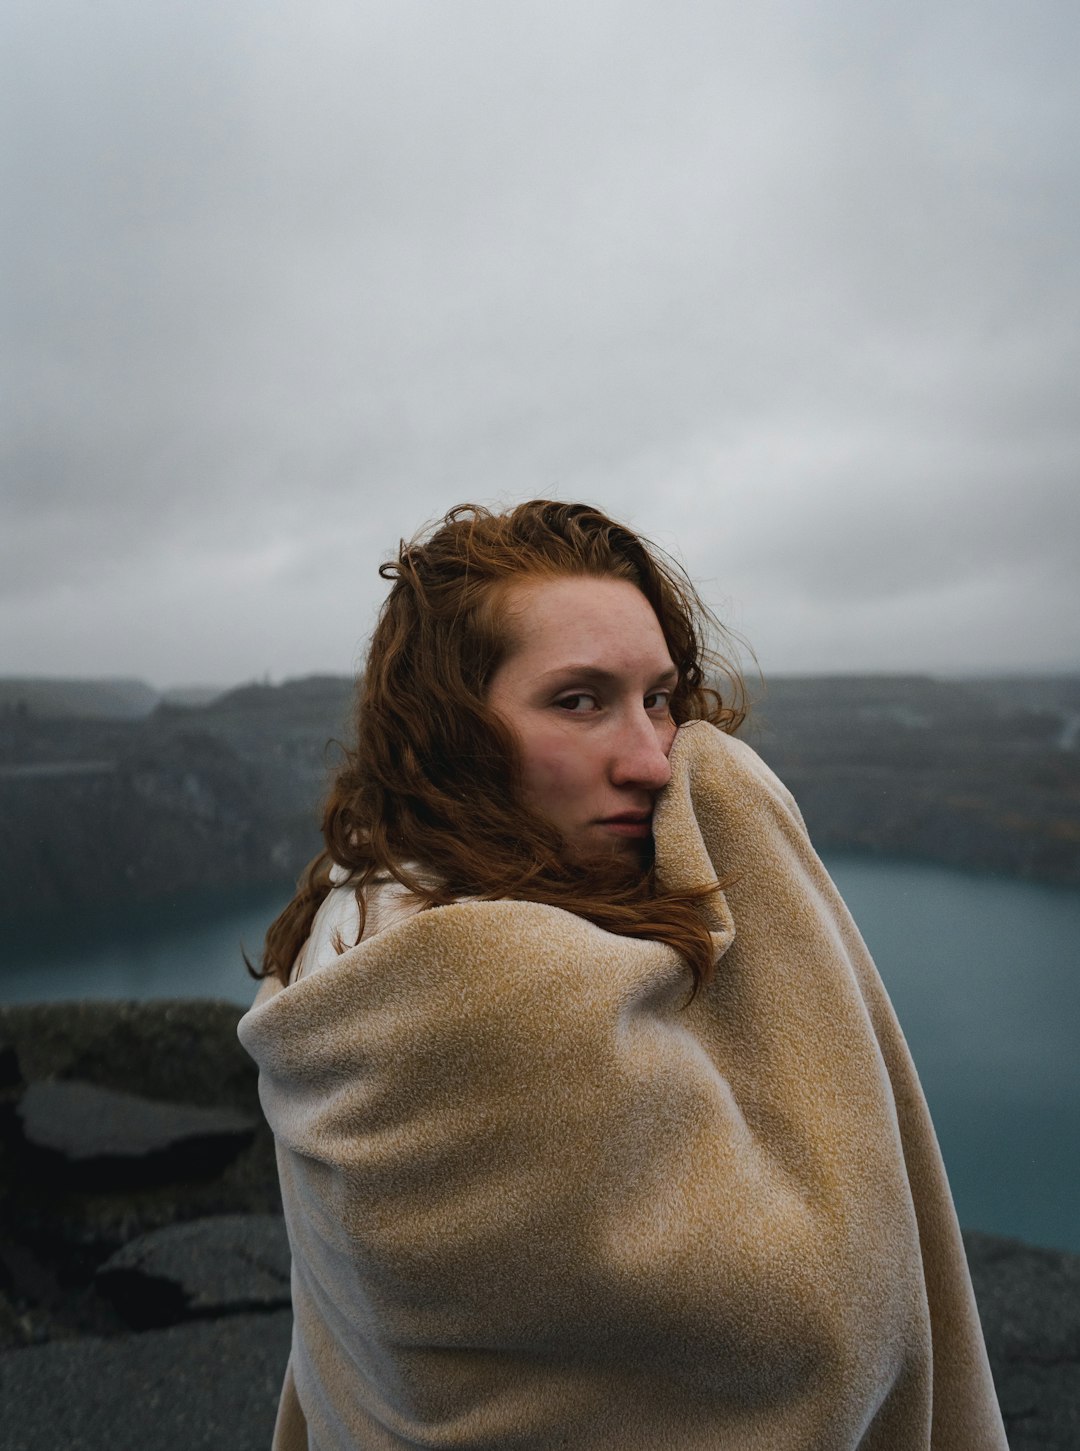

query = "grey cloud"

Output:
[[2, 0, 1079, 679]]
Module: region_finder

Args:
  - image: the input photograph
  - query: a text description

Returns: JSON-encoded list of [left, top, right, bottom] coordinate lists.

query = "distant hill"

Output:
[[0, 678, 160, 720], [0, 678, 258, 720], [0, 674, 355, 924], [159, 685, 226, 709], [0, 671, 1078, 926], [745, 673, 1080, 881]]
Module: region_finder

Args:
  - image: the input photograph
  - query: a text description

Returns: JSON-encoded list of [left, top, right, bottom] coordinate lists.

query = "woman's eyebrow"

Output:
[[539, 664, 679, 687]]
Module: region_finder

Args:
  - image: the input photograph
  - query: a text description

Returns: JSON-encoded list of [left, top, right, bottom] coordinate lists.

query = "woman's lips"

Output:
[[598, 815, 653, 838]]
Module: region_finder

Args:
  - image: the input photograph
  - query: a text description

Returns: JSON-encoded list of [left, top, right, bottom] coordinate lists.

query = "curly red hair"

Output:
[[254, 501, 747, 992]]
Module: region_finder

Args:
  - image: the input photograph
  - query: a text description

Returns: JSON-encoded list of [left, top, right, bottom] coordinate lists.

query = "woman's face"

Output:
[[486, 575, 678, 866]]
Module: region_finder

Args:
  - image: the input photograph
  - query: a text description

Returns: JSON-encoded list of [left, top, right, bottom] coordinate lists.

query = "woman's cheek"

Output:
[[522, 730, 593, 800]]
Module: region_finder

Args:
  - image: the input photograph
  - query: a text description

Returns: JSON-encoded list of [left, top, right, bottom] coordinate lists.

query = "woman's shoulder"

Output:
[[291, 864, 443, 985], [351, 894, 623, 978], [240, 892, 679, 1087], [668, 721, 808, 832], [671, 717, 785, 777]]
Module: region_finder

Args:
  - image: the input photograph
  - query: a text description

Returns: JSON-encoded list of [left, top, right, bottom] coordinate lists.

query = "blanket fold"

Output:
[[239, 721, 1007, 1450]]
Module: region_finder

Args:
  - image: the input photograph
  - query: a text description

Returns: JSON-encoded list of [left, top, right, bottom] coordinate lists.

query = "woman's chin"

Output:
[[566, 832, 653, 880]]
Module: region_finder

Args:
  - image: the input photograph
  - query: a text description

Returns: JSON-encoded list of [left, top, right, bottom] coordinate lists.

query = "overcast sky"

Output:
[[3, 0, 1078, 687]]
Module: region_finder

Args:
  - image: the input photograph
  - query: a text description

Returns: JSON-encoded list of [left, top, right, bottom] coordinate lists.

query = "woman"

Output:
[[240, 501, 1007, 1450]]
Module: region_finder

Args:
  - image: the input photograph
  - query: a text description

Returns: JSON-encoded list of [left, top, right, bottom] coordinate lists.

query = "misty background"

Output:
[[3, 0, 1078, 688]]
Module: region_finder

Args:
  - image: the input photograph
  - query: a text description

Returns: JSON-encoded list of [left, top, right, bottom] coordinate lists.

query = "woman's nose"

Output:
[[610, 711, 674, 791]]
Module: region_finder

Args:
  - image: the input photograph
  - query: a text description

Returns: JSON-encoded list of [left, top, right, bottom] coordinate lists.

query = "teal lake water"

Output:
[[3, 857, 1078, 1255]]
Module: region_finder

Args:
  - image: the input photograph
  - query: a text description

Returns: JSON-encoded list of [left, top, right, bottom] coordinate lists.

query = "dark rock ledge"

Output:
[[0, 1000, 1077, 1451]]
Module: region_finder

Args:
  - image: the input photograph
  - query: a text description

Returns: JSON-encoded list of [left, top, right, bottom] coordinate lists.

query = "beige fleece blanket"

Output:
[[238, 721, 1007, 1450]]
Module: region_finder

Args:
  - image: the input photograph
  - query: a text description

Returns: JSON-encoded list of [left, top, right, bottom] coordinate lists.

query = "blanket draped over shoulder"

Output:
[[238, 721, 1007, 1450]]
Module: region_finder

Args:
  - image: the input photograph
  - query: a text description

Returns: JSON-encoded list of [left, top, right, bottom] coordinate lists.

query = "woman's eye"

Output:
[[644, 690, 672, 712], [556, 693, 599, 713]]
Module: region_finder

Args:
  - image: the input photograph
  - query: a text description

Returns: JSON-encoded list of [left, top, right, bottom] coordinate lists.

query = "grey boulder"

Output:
[[16, 1079, 256, 1186], [97, 1213, 291, 1328]]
